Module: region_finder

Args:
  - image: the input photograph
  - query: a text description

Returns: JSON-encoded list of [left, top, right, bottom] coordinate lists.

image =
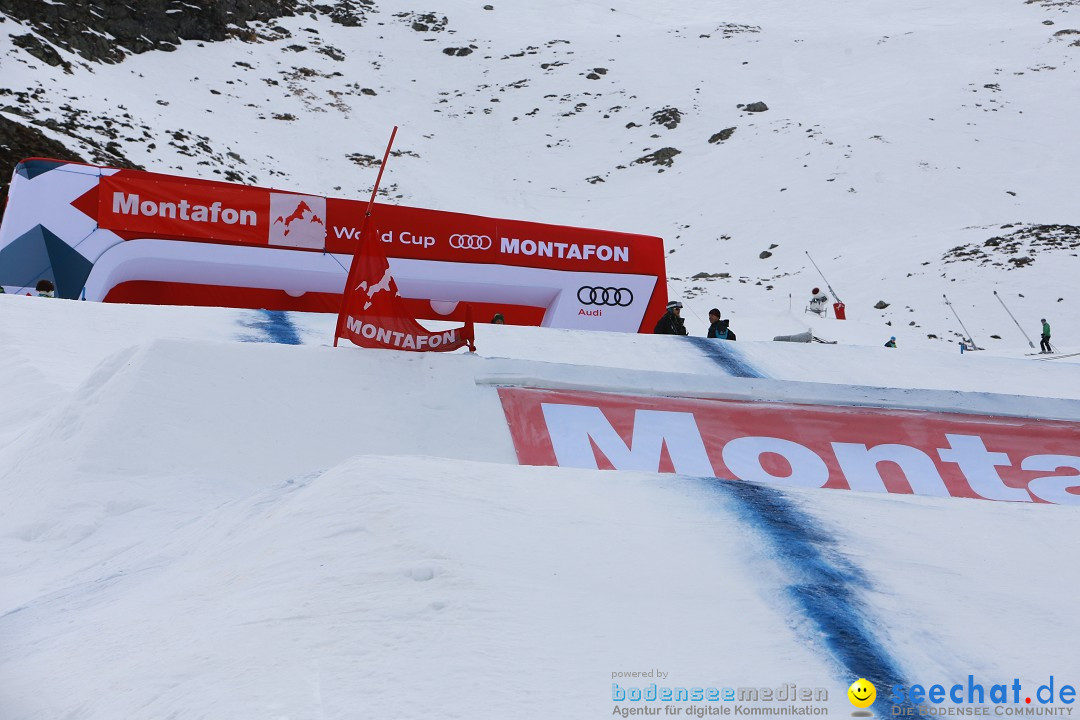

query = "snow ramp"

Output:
[[0, 298, 1078, 719]]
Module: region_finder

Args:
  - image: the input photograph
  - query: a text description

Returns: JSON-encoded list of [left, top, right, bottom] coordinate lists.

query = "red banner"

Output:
[[98, 176, 273, 246], [498, 388, 1080, 504], [335, 227, 474, 353], [91, 172, 664, 273], [61, 165, 669, 330]]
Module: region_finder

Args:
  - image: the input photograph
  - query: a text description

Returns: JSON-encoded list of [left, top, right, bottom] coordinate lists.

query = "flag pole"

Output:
[[804, 250, 843, 304], [943, 293, 979, 350], [992, 290, 1035, 349], [334, 125, 399, 347]]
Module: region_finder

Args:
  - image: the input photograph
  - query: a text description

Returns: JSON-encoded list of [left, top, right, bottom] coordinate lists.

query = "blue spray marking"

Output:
[[237, 310, 303, 345], [685, 336, 767, 378], [705, 478, 907, 711]]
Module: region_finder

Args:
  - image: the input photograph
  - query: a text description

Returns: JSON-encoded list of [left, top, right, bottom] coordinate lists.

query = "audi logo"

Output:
[[449, 233, 492, 250], [578, 286, 633, 307]]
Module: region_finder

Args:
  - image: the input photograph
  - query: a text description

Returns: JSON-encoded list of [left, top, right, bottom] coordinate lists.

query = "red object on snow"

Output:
[[333, 127, 474, 353], [833, 301, 846, 320], [334, 221, 475, 353], [498, 387, 1080, 504]]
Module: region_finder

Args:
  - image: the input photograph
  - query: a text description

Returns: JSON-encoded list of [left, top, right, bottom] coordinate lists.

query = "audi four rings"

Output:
[[449, 233, 493, 250], [577, 286, 633, 306]]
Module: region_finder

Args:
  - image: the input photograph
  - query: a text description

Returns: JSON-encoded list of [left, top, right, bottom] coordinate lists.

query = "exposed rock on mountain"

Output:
[[709, 127, 736, 143], [2, 0, 373, 64], [651, 107, 682, 130], [943, 224, 1080, 268], [633, 147, 681, 168]]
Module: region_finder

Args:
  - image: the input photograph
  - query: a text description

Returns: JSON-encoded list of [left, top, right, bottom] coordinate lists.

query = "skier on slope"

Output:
[[654, 301, 688, 336], [884, 336, 897, 348], [1040, 319, 1052, 354]]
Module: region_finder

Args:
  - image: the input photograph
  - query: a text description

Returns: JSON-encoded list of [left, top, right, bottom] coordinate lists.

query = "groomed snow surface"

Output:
[[0, 295, 1077, 720]]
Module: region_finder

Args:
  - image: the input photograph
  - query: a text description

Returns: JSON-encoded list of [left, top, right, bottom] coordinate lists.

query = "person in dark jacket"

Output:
[[884, 336, 897, 348], [706, 308, 736, 340], [654, 301, 688, 335]]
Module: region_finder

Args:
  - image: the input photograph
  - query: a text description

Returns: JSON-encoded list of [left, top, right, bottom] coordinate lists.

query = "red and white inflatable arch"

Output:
[[0, 159, 669, 331]]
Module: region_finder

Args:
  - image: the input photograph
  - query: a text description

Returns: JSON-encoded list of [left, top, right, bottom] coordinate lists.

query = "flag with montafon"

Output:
[[334, 228, 475, 353]]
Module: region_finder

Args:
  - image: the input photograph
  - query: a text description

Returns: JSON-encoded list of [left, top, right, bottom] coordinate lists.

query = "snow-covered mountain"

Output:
[[2, 0, 1078, 351]]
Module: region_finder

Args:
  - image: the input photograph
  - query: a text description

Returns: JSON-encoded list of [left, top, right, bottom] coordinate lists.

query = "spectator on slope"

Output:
[[654, 301, 688, 336], [706, 308, 736, 340], [35, 279, 55, 298], [807, 287, 828, 317], [491, 313, 505, 324], [884, 336, 897, 348], [1040, 318, 1052, 354]]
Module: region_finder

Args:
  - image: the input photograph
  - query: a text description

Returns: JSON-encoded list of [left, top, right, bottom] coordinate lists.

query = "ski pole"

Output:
[[943, 294, 978, 350], [992, 290, 1035, 349], [804, 251, 843, 304]]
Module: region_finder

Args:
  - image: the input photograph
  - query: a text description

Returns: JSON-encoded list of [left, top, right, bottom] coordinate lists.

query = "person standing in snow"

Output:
[[884, 336, 897, 348], [706, 308, 736, 340], [654, 301, 688, 335], [808, 287, 828, 317], [1040, 318, 1052, 354]]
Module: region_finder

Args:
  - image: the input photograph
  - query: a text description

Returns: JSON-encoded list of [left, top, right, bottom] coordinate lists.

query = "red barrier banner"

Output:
[[93, 172, 662, 273], [13, 161, 670, 330], [498, 388, 1080, 504], [98, 176, 274, 246]]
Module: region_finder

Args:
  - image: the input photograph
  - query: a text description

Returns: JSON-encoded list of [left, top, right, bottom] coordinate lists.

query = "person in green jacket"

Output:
[[1040, 319, 1052, 354]]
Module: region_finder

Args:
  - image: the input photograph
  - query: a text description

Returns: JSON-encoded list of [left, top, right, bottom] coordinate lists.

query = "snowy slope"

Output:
[[1, 295, 1079, 719]]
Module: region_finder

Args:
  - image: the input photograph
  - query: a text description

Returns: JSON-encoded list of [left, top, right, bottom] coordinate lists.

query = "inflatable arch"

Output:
[[0, 159, 669, 331]]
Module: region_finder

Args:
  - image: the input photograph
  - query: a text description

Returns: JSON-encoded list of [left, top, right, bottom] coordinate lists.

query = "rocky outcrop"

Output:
[[1, 0, 373, 64], [942, 224, 1080, 268], [651, 107, 682, 130], [10, 34, 73, 72], [633, 147, 681, 168], [709, 127, 736, 144]]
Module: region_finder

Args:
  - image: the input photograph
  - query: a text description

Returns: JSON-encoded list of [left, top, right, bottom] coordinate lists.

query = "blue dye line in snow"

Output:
[[237, 310, 303, 345], [685, 336, 767, 379], [709, 479, 907, 711]]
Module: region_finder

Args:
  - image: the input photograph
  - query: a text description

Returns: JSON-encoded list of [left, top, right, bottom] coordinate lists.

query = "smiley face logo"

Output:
[[848, 678, 876, 709]]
